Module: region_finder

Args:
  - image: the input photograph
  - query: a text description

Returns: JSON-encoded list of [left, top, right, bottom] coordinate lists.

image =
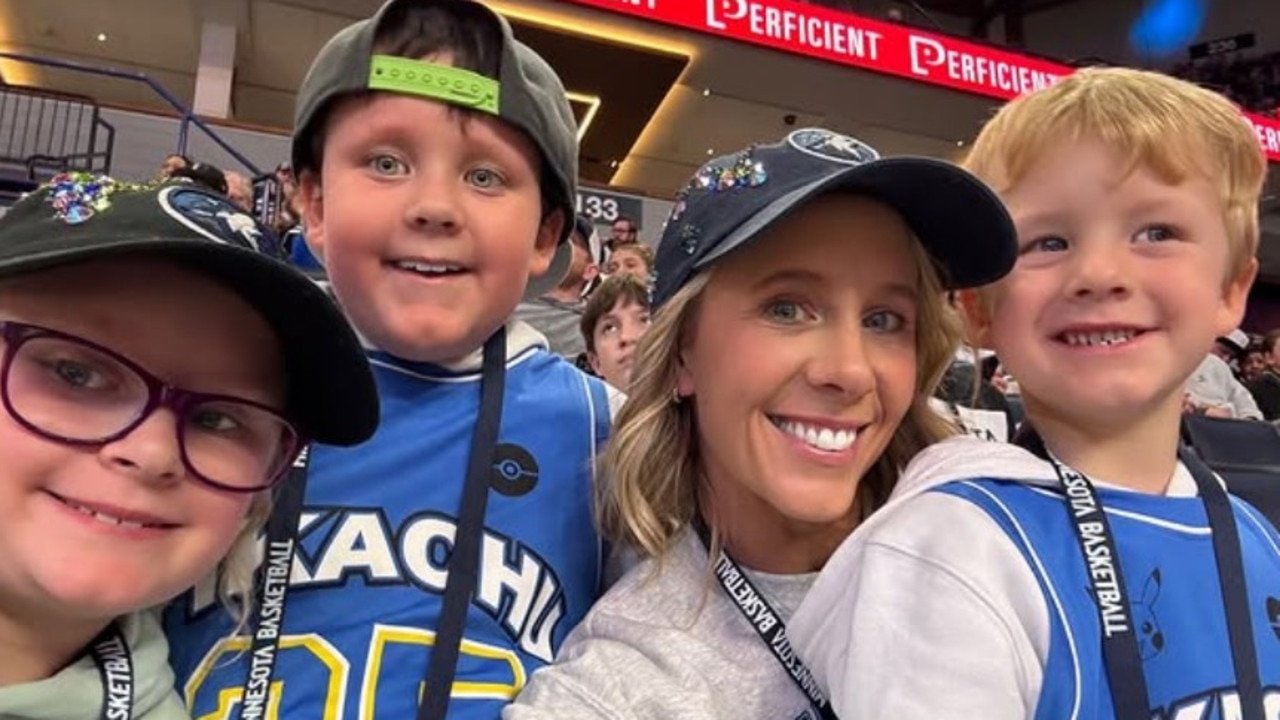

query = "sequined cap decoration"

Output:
[[668, 197, 688, 226], [44, 172, 147, 225], [668, 148, 770, 259], [692, 148, 768, 193], [679, 224, 701, 256]]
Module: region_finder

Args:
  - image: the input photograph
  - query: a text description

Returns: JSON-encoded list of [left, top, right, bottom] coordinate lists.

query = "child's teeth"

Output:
[[68, 501, 149, 529], [1066, 330, 1136, 347], [397, 260, 459, 274]]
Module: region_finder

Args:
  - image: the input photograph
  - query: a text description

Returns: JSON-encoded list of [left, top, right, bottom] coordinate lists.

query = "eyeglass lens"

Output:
[[5, 334, 295, 489]]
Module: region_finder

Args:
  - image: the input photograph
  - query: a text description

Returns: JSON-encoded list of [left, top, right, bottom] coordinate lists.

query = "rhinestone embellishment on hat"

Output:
[[693, 149, 768, 193], [44, 172, 145, 224], [678, 224, 701, 255], [668, 148, 769, 257]]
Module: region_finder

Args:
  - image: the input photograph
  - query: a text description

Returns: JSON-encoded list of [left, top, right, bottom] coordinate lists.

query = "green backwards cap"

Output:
[[291, 0, 579, 261]]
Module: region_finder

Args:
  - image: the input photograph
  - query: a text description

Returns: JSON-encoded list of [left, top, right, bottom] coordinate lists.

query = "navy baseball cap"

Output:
[[651, 128, 1017, 307]]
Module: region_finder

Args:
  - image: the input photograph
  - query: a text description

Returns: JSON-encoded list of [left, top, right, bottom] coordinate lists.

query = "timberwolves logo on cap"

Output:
[[159, 185, 263, 251], [787, 128, 879, 166]]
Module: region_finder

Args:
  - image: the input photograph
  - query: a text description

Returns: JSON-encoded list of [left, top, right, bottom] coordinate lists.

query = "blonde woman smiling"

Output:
[[506, 129, 1017, 719]]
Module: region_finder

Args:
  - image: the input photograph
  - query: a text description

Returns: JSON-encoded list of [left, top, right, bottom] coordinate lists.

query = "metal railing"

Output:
[[0, 50, 262, 177], [0, 84, 114, 179]]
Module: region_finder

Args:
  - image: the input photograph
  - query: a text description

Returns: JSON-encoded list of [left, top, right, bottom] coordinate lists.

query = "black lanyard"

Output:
[[236, 329, 507, 720], [87, 623, 133, 720], [1017, 428, 1263, 720], [693, 518, 838, 720]]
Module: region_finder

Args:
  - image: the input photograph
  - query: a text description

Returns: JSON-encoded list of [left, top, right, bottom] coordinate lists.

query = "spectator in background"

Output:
[[931, 293, 1016, 441], [262, 162, 322, 274], [579, 274, 650, 391], [223, 170, 253, 212], [1211, 328, 1249, 372], [932, 347, 1014, 442], [158, 153, 190, 179], [1174, 52, 1280, 117], [273, 163, 301, 234], [1262, 328, 1280, 371], [170, 162, 227, 195], [1246, 333, 1280, 420], [1184, 352, 1263, 419], [1242, 345, 1269, 382], [603, 242, 653, 286], [605, 215, 639, 255], [514, 215, 599, 357]]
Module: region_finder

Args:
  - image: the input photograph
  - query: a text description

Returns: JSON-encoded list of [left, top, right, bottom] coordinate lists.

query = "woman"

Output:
[[505, 128, 1017, 718]]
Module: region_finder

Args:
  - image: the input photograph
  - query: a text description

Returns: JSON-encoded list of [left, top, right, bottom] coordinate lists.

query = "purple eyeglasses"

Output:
[[0, 321, 301, 492]]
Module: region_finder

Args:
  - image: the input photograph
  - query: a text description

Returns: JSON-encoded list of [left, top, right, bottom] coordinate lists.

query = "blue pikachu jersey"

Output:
[[937, 478, 1280, 719], [164, 342, 612, 719]]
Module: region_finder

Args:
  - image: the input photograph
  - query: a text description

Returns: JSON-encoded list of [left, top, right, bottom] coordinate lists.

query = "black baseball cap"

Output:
[[0, 174, 379, 446], [652, 128, 1018, 307], [292, 0, 578, 299]]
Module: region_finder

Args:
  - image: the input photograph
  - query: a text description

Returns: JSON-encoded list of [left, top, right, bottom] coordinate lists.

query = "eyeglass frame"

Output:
[[0, 320, 304, 492]]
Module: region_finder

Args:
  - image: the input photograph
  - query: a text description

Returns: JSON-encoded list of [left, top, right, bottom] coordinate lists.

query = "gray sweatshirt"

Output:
[[504, 530, 818, 720], [513, 297, 586, 359]]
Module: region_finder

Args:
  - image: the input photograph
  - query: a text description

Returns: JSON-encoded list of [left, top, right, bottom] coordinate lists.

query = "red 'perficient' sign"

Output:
[[562, 0, 1280, 162]]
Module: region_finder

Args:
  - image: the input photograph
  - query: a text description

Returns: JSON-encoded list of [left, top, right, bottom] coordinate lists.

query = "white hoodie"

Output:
[[787, 436, 1198, 719]]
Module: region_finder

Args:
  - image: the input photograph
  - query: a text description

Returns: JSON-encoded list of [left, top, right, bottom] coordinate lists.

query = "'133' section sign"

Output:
[[575, 188, 645, 228]]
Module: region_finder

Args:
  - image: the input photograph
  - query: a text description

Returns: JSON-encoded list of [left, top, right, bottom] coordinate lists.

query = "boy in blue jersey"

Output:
[[790, 68, 1280, 719], [164, 2, 614, 719]]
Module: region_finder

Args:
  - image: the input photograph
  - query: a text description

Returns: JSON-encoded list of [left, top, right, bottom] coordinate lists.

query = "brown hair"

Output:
[[580, 274, 650, 354], [608, 244, 655, 274], [1263, 329, 1280, 356], [300, 3, 562, 218]]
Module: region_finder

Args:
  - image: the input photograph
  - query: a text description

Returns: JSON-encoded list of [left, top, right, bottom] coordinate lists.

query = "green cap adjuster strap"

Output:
[[367, 55, 500, 114]]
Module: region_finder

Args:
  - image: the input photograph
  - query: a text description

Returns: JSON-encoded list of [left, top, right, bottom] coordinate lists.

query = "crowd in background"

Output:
[[936, 327, 1280, 448], [1173, 51, 1280, 117]]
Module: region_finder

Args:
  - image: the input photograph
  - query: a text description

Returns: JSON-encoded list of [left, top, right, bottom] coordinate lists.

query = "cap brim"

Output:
[[1217, 336, 1247, 353], [522, 240, 572, 300], [0, 239, 378, 446], [697, 157, 1016, 290]]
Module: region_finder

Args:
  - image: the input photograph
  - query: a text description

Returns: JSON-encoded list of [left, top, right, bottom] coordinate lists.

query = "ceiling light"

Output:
[[702, 88, 711, 97], [564, 91, 602, 142], [96, 33, 107, 42], [706, 148, 715, 155]]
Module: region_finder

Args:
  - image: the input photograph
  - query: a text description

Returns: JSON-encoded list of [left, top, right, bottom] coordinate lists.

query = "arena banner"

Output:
[[562, 0, 1280, 162]]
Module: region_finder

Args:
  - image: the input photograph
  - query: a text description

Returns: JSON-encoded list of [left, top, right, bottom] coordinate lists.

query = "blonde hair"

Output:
[[214, 493, 273, 633], [964, 66, 1265, 283], [608, 244, 655, 272], [599, 226, 962, 559]]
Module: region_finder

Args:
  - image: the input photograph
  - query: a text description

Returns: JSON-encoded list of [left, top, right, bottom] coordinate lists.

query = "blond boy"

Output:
[[791, 68, 1280, 719]]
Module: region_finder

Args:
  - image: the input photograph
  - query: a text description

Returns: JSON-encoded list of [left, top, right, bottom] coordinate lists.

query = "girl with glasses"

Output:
[[0, 175, 377, 720]]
